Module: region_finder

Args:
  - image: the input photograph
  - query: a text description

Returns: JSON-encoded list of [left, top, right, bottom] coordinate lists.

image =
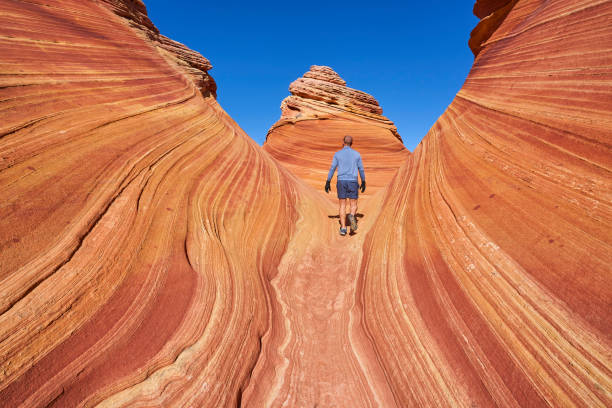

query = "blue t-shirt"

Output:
[[327, 146, 365, 182]]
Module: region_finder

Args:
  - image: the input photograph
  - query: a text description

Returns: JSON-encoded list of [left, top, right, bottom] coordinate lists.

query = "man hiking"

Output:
[[325, 135, 366, 236]]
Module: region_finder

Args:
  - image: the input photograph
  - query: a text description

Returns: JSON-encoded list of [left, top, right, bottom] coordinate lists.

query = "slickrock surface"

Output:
[[240, 196, 399, 406], [0, 0, 324, 406], [263, 66, 410, 200], [473, 0, 515, 18], [361, 0, 612, 406], [1, 0, 611, 407]]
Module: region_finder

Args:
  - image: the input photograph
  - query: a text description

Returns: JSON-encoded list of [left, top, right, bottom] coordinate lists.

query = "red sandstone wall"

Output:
[[0, 1, 328, 406], [361, 0, 612, 405]]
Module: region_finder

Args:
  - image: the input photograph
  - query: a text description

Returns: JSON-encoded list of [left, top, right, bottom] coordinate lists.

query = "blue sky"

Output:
[[145, 1, 478, 151]]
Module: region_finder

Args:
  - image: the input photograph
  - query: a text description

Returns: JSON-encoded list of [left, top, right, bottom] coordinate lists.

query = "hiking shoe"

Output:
[[348, 214, 358, 232], [339, 227, 347, 236]]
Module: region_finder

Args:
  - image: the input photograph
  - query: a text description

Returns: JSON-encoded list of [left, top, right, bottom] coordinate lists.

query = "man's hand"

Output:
[[360, 180, 366, 193], [325, 180, 331, 193]]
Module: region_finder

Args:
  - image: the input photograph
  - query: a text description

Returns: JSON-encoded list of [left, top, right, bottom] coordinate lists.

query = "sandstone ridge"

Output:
[[101, 0, 217, 96], [0, 1, 324, 405], [469, 0, 518, 56], [264, 65, 410, 199], [271, 65, 400, 139]]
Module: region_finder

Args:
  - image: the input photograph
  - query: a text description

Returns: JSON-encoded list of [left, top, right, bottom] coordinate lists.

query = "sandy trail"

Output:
[[242, 194, 397, 407]]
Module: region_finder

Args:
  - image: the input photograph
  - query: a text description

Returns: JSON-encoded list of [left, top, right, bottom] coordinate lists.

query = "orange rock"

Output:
[[264, 65, 410, 200], [1, 0, 611, 406], [0, 1, 321, 406], [361, 0, 612, 405], [469, 0, 518, 56]]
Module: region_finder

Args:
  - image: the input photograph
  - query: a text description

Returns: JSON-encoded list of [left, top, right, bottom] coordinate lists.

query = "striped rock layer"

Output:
[[361, 0, 612, 406], [263, 65, 410, 200], [0, 0, 328, 406], [0, 1, 610, 408]]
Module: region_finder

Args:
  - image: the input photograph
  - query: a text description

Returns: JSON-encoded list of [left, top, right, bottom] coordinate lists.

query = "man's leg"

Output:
[[348, 198, 358, 231], [349, 198, 358, 217], [339, 199, 347, 229]]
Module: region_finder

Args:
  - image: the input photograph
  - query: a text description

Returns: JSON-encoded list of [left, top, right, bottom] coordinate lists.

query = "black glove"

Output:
[[360, 180, 366, 193], [325, 180, 331, 193]]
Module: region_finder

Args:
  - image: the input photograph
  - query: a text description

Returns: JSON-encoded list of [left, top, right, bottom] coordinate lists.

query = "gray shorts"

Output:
[[337, 180, 359, 199]]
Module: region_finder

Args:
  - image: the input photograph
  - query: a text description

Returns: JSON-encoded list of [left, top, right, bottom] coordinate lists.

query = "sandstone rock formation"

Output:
[[469, 0, 519, 56], [263, 65, 410, 200], [0, 0, 611, 407], [362, 0, 612, 405], [101, 0, 216, 96], [0, 1, 320, 406]]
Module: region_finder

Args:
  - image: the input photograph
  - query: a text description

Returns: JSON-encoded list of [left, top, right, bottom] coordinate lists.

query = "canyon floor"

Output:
[[242, 196, 402, 407]]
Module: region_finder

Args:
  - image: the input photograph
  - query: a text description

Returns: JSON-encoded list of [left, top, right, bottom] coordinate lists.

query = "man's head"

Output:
[[343, 135, 353, 146]]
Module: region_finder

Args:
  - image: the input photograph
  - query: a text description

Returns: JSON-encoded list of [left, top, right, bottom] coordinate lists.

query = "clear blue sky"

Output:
[[144, 1, 478, 151]]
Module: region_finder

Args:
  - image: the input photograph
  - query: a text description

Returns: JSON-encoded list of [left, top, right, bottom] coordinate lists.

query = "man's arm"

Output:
[[357, 155, 366, 192], [325, 154, 338, 193], [357, 155, 365, 183], [327, 154, 338, 181]]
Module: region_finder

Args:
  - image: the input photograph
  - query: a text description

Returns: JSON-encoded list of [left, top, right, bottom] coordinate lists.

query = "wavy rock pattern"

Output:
[[264, 66, 410, 200], [100, 0, 216, 96], [0, 0, 324, 406], [361, 0, 612, 406], [0, 0, 611, 407]]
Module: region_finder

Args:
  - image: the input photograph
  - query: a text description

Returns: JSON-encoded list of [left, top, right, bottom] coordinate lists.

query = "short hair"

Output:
[[343, 135, 353, 146]]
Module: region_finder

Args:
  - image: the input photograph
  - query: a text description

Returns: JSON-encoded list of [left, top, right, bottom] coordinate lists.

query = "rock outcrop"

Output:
[[0, 1, 321, 406], [0, 0, 610, 407], [100, 0, 216, 96], [264, 65, 410, 199], [469, 0, 519, 56], [362, 0, 612, 405]]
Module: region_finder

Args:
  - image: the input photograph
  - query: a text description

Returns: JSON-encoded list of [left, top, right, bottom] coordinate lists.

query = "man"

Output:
[[325, 135, 366, 236]]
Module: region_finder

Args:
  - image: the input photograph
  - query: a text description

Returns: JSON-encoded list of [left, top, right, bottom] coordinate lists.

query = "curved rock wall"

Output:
[[100, 0, 216, 96], [0, 0, 327, 406], [361, 0, 612, 405]]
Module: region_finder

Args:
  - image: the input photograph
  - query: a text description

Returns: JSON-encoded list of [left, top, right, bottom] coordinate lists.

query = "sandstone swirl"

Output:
[[361, 0, 612, 406], [0, 1, 328, 406], [1, 0, 611, 407], [263, 65, 410, 200]]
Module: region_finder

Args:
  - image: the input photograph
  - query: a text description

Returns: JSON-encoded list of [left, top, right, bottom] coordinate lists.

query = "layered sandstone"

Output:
[[100, 0, 216, 96], [469, 0, 519, 56], [0, 1, 322, 406], [0, 0, 611, 407], [361, 0, 612, 405], [264, 65, 410, 200]]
